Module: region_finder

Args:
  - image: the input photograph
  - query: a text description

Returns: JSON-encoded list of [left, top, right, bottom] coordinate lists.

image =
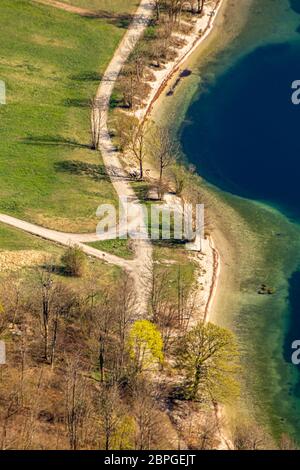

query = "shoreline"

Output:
[[139, 0, 227, 123], [135, 0, 232, 449], [132, 0, 229, 322], [139, 0, 254, 328], [132, 0, 258, 448]]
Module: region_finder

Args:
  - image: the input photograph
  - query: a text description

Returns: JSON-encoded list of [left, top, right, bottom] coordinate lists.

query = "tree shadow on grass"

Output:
[[131, 182, 151, 201], [151, 239, 187, 249], [41, 262, 76, 278], [54, 160, 109, 181], [69, 71, 102, 82], [21, 135, 91, 149], [82, 10, 134, 29], [63, 98, 90, 108]]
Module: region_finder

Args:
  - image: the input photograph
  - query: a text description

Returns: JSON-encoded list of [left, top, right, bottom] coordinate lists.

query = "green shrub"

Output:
[[61, 245, 87, 277]]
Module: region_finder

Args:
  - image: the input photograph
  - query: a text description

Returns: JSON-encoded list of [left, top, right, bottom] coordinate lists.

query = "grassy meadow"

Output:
[[0, 0, 136, 233], [61, 0, 139, 14], [0, 222, 121, 284]]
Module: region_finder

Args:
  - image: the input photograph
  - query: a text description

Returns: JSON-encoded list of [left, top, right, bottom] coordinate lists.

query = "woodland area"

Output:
[[0, 246, 244, 450]]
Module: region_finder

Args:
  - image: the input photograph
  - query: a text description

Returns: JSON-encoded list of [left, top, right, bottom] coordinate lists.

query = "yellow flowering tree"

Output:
[[128, 320, 164, 373]]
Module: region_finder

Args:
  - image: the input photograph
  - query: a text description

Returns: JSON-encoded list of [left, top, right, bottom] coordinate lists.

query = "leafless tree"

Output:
[[120, 66, 135, 109], [65, 357, 90, 450], [232, 422, 273, 450], [0, 392, 19, 450], [146, 264, 195, 351], [279, 433, 298, 450], [114, 275, 135, 380], [49, 283, 77, 368], [20, 368, 44, 450], [127, 118, 149, 180], [90, 97, 105, 150], [129, 42, 146, 83], [149, 126, 180, 198], [98, 384, 123, 450], [37, 271, 54, 362], [198, 414, 219, 449], [154, 0, 164, 21], [133, 380, 162, 450]]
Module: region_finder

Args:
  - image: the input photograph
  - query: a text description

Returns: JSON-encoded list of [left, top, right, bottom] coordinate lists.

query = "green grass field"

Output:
[[0, 222, 121, 283], [87, 238, 135, 259], [0, 0, 134, 233], [61, 0, 138, 14], [0, 222, 61, 253], [154, 245, 196, 299]]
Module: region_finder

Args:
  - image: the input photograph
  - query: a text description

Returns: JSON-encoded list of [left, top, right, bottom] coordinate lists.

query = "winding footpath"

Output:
[[95, 0, 154, 315], [0, 0, 155, 316]]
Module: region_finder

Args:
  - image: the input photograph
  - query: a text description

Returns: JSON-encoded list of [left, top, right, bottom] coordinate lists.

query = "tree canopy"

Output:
[[175, 321, 240, 403], [128, 320, 164, 373]]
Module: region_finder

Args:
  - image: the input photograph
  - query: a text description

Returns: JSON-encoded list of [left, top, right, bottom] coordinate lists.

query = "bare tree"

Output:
[[120, 66, 135, 109], [198, 414, 219, 449], [279, 433, 298, 450], [38, 271, 54, 362], [98, 384, 122, 450], [127, 119, 149, 180], [146, 264, 195, 351], [114, 275, 135, 380], [20, 368, 44, 450], [133, 381, 162, 450], [197, 0, 205, 14], [0, 392, 19, 450], [129, 42, 146, 83], [154, 0, 164, 21], [65, 357, 90, 450], [149, 126, 180, 198], [49, 283, 76, 368], [90, 97, 104, 150], [232, 422, 273, 450]]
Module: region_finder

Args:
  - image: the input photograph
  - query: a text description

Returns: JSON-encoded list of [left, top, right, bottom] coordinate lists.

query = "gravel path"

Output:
[[95, 0, 154, 315], [0, 0, 154, 315]]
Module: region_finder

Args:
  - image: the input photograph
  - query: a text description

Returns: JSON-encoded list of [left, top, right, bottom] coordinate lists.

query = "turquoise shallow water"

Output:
[[160, 0, 300, 441]]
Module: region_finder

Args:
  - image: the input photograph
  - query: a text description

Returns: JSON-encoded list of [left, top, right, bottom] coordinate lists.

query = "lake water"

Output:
[[176, 0, 300, 441]]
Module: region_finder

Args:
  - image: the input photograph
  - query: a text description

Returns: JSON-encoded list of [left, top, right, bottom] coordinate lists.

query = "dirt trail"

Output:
[[0, 213, 132, 271], [0, 1, 155, 317], [95, 0, 154, 316]]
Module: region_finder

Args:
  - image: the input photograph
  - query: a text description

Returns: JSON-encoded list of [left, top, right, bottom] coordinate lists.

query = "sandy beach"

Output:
[[134, 0, 257, 448], [125, 0, 234, 323], [143, 0, 255, 326]]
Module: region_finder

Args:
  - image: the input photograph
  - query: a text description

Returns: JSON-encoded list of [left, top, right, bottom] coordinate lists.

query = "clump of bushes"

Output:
[[61, 245, 87, 277]]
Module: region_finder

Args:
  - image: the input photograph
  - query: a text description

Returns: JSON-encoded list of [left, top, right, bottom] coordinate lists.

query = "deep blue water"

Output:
[[179, 0, 300, 438], [284, 271, 300, 399], [181, 40, 300, 220]]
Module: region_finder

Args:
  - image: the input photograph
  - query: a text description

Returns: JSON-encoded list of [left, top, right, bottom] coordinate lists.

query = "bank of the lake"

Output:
[[152, 0, 300, 442]]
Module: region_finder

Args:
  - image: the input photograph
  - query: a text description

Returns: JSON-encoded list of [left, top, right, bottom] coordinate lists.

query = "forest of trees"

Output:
[[0, 246, 245, 450]]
